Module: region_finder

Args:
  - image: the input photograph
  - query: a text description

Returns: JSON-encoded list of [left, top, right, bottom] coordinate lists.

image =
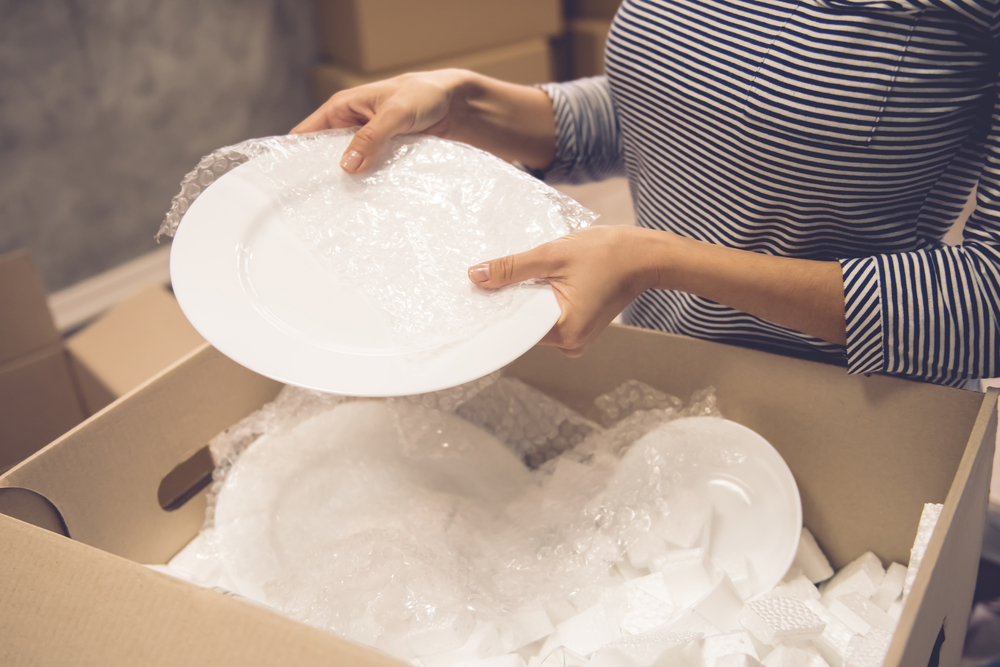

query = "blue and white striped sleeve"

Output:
[[841, 86, 1000, 383], [537, 76, 626, 184]]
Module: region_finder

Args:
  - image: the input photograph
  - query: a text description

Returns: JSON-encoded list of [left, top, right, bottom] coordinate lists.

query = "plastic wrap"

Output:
[[177, 377, 762, 666], [160, 130, 597, 348]]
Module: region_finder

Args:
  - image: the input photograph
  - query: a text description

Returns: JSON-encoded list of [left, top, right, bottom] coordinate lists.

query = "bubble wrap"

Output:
[[175, 382, 760, 666], [456, 377, 600, 467], [160, 130, 597, 348], [593, 380, 684, 428]]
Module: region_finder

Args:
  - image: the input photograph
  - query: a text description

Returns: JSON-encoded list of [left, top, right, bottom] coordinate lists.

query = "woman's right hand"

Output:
[[290, 69, 556, 175], [291, 69, 468, 174]]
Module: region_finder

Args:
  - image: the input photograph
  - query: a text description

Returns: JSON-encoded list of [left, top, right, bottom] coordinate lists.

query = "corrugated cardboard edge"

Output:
[[0, 513, 408, 667], [884, 389, 999, 667], [0, 344, 87, 475], [0, 342, 281, 563], [65, 284, 205, 399]]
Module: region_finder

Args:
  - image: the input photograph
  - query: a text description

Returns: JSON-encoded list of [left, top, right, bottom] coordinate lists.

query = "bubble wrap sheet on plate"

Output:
[[160, 130, 597, 347]]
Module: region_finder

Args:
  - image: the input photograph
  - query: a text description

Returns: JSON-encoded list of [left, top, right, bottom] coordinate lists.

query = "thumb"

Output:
[[340, 105, 410, 174], [468, 246, 555, 290]]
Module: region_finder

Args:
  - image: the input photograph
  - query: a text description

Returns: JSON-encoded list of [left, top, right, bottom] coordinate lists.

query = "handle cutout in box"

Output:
[[0, 487, 69, 537], [158, 445, 213, 512]]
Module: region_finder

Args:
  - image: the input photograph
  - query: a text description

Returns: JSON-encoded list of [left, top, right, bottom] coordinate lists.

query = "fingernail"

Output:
[[340, 150, 363, 173], [469, 263, 490, 283]]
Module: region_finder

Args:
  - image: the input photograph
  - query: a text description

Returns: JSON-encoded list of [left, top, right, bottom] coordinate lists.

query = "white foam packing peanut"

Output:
[[714, 556, 753, 601], [761, 644, 830, 667], [454, 655, 527, 667], [805, 598, 857, 667], [407, 607, 478, 657], [828, 593, 894, 636], [654, 555, 716, 610], [903, 503, 943, 602], [739, 595, 826, 645], [620, 573, 674, 635], [793, 528, 835, 584], [422, 620, 507, 667], [605, 630, 703, 665], [870, 562, 906, 611], [684, 631, 759, 667], [820, 552, 885, 601], [843, 627, 893, 667], [715, 654, 762, 667], [556, 605, 622, 657], [694, 576, 746, 634], [502, 608, 555, 651], [771, 574, 820, 601]]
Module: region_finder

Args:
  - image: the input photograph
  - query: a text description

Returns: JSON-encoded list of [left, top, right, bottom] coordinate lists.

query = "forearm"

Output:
[[637, 228, 848, 346], [448, 71, 556, 170]]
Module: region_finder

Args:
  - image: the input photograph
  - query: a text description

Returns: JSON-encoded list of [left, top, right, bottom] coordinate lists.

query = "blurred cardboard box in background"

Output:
[[316, 0, 561, 73], [312, 0, 562, 102], [0, 250, 204, 473], [567, 18, 612, 78], [313, 39, 553, 106], [0, 251, 85, 473], [565, 0, 622, 18]]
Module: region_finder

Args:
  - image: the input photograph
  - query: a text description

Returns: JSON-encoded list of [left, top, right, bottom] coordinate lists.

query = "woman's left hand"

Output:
[[468, 226, 662, 357]]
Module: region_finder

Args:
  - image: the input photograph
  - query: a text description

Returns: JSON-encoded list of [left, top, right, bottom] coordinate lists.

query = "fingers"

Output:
[[468, 244, 558, 290], [339, 103, 414, 174]]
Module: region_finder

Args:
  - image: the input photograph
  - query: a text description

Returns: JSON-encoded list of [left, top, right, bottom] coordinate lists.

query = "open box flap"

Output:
[[0, 342, 281, 563], [887, 391, 998, 666], [0, 513, 407, 667]]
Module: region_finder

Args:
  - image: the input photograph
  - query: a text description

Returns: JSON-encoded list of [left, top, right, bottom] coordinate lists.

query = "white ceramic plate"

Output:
[[169, 157, 561, 397], [635, 417, 802, 598]]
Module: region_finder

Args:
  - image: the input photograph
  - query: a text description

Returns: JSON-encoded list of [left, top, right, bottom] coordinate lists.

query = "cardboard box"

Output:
[[316, 0, 561, 73], [568, 18, 612, 79], [0, 251, 85, 473], [65, 284, 205, 415], [566, 0, 623, 19], [312, 39, 554, 106], [0, 325, 996, 666], [0, 250, 61, 365], [0, 345, 86, 475]]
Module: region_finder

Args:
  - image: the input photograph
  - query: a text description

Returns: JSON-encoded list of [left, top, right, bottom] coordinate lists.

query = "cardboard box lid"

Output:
[[0, 344, 86, 475], [313, 39, 554, 105], [317, 0, 561, 73], [65, 284, 205, 400], [0, 326, 995, 666], [0, 250, 60, 365]]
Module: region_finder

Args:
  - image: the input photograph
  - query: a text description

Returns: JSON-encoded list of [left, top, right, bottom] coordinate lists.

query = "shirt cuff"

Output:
[[536, 81, 579, 184], [840, 256, 885, 375]]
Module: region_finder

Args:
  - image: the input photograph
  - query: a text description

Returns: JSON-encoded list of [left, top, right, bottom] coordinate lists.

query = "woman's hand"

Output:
[[469, 225, 848, 355], [291, 69, 557, 174], [292, 70, 466, 174], [468, 226, 662, 357]]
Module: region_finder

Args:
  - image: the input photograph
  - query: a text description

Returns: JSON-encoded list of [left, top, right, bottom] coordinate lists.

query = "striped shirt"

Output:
[[541, 0, 1000, 386]]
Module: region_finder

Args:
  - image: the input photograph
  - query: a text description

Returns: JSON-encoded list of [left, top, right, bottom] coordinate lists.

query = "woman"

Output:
[[293, 0, 1000, 387]]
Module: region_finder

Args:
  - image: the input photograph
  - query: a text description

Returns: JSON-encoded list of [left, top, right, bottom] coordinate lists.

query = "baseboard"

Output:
[[48, 246, 172, 333]]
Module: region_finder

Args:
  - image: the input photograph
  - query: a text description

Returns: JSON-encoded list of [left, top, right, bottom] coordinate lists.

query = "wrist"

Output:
[[625, 226, 681, 293]]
